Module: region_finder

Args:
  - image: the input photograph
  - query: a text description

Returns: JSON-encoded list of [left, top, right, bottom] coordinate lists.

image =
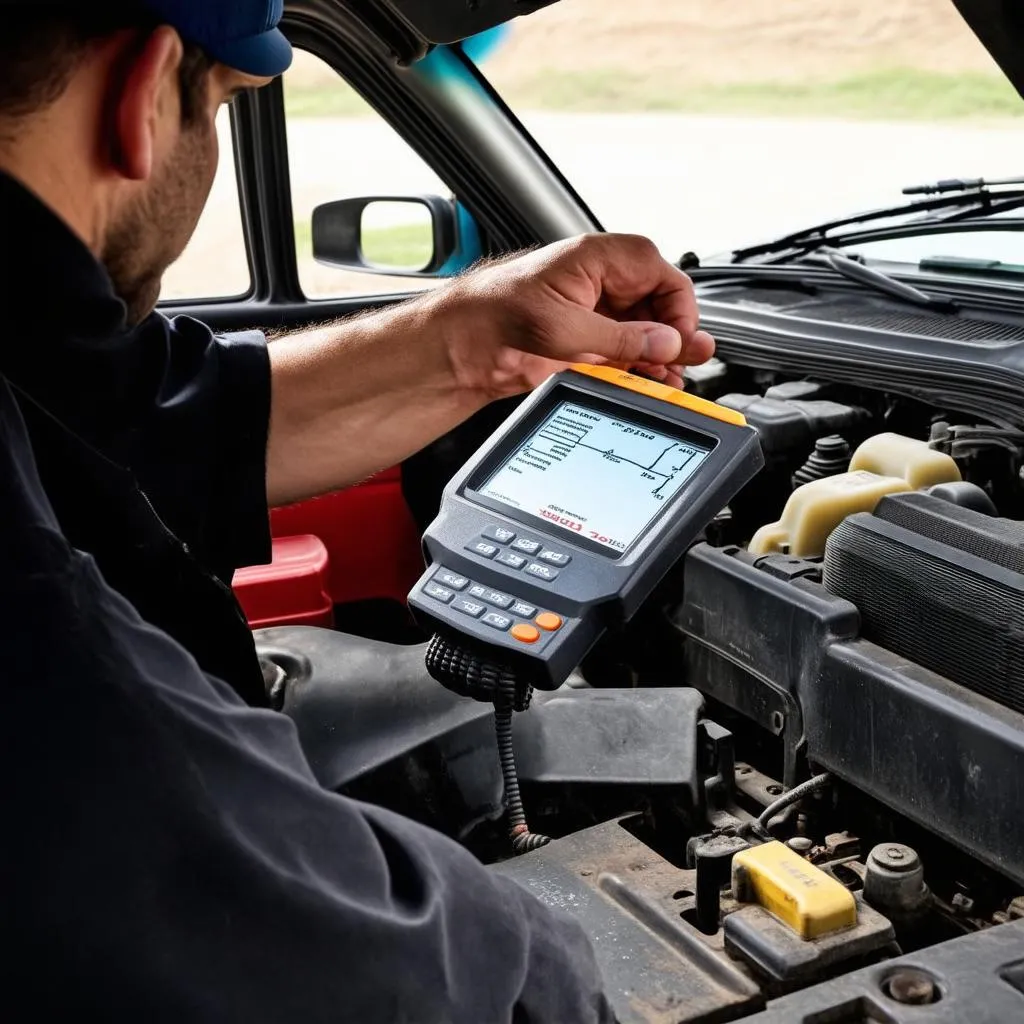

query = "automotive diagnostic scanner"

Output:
[[409, 365, 763, 851]]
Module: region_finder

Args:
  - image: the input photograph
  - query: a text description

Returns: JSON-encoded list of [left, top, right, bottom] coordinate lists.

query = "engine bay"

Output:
[[260, 282, 1024, 1022]]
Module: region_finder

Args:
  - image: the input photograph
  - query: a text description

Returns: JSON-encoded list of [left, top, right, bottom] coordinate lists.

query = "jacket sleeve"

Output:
[[6, 528, 615, 1024], [119, 314, 273, 576]]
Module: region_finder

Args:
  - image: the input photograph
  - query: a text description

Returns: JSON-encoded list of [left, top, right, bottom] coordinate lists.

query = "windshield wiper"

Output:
[[903, 175, 1024, 195], [732, 178, 1024, 263], [804, 248, 958, 312]]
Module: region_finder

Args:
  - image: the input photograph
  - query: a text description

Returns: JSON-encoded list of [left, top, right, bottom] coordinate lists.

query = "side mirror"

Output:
[[311, 195, 460, 277]]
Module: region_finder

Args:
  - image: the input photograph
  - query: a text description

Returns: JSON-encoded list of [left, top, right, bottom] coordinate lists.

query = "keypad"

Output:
[[525, 562, 559, 582], [420, 566, 565, 646], [452, 596, 487, 618], [434, 569, 469, 591], [423, 581, 455, 604], [482, 524, 517, 545], [495, 550, 527, 570], [537, 549, 571, 567], [511, 537, 542, 555], [466, 539, 499, 559]]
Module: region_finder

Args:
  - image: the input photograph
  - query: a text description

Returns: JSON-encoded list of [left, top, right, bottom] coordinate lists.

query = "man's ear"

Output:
[[109, 27, 184, 182]]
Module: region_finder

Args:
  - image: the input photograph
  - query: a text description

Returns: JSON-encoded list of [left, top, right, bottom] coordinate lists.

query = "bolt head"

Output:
[[885, 969, 938, 1006], [869, 842, 920, 872]]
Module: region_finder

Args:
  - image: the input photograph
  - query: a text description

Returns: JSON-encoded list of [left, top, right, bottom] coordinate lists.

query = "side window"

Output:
[[284, 51, 450, 300], [161, 108, 251, 301]]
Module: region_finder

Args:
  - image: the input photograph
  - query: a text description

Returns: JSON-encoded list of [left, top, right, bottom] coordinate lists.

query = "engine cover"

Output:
[[824, 493, 1024, 715], [676, 542, 1024, 886]]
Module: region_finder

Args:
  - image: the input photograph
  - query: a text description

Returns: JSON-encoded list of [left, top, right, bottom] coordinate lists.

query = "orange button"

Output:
[[535, 612, 563, 631], [511, 624, 540, 644]]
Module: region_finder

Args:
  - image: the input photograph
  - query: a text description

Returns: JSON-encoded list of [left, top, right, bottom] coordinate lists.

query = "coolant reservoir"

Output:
[[749, 432, 961, 557], [849, 432, 961, 489]]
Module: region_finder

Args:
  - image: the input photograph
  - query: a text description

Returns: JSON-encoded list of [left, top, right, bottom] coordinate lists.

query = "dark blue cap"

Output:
[[142, 0, 293, 77]]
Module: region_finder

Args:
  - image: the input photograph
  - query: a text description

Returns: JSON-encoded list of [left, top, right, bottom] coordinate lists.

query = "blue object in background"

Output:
[[459, 24, 511, 65], [437, 202, 483, 276]]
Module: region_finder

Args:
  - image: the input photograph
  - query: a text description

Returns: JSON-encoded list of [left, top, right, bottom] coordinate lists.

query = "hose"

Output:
[[757, 772, 832, 830]]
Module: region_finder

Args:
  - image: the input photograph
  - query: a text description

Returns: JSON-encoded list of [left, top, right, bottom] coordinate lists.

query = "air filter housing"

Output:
[[823, 493, 1024, 714]]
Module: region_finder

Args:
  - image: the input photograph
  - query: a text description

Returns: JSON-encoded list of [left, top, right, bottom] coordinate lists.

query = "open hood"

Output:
[[953, 0, 1024, 98], [367, 0, 558, 47]]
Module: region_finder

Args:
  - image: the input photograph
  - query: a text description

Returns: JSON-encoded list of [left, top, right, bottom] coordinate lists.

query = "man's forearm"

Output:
[[265, 235, 716, 509], [265, 290, 487, 508]]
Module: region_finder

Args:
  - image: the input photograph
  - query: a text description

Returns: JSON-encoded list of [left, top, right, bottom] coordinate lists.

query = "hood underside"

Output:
[[953, 0, 1024, 99]]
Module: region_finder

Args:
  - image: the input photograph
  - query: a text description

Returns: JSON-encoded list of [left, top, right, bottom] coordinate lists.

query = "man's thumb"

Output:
[[585, 318, 683, 367]]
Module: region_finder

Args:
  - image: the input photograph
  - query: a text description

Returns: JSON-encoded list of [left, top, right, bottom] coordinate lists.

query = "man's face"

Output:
[[102, 63, 271, 325]]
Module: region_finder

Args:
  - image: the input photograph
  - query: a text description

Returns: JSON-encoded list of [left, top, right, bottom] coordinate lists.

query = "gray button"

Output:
[[496, 550, 527, 570], [468, 584, 488, 599], [482, 611, 513, 631], [483, 525, 517, 545], [538, 550, 571, 567], [511, 600, 537, 618], [483, 589, 514, 609], [511, 537, 541, 555], [525, 562, 559, 582], [423, 582, 455, 604], [452, 596, 487, 618], [435, 569, 469, 591], [466, 540, 499, 559]]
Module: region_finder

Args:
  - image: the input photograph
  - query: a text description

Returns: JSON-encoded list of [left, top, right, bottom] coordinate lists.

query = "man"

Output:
[[2, 1, 714, 1020]]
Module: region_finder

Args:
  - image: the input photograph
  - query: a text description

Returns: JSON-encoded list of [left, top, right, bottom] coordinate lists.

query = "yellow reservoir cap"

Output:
[[732, 841, 857, 940], [570, 364, 747, 427]]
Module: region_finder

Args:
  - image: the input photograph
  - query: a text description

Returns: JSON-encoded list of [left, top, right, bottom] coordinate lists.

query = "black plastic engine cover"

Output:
[[257, 627, 706, 829], [824, 503, 1024, 714], [677, 544, 1024, 886]]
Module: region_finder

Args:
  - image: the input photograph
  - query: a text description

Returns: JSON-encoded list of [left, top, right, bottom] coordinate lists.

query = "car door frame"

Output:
[[160, 0, 601, 333]]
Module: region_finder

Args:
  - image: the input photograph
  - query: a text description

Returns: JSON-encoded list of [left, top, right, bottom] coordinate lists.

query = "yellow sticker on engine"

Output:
[[732, 841, 857, 939]]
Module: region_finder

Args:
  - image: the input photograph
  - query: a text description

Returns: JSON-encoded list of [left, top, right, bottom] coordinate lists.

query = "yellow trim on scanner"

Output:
[[732, 841, 857, 939], [570, 364, 747, 427]]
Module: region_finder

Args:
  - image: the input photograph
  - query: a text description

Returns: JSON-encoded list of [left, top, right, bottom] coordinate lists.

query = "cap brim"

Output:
[[207, 26, 293, 78]]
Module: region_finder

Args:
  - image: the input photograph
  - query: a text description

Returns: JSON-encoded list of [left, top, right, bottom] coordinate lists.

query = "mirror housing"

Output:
[[312, 195, 461, 277]]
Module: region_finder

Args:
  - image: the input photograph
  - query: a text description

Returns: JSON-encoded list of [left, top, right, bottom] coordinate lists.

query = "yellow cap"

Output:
[[570, 364, 746, 427], [732, 841, 857, 939]]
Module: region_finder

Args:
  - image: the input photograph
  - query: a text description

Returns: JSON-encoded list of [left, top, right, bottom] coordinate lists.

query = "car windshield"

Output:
[[473, 0, 1024, 268]]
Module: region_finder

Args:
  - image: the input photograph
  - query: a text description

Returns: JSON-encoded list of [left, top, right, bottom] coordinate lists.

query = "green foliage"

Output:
[[505, 67, 1024, 120]]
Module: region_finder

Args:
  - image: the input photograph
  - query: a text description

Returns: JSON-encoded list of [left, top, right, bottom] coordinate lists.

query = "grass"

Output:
[[510, 67, 1024, 120], [295, 218, 433, 270], [285, 67, 1024, 122]]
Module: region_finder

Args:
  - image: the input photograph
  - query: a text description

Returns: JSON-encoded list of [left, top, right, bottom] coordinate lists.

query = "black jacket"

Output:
[[0, 171, 271, 705], [0, 171, 612, 1022]]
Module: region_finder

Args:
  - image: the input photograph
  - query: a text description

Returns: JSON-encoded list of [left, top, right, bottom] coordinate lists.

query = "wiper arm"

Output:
[[732, 180, 1024, 263], [807, 248, 958, 313], [903, 175, 1024, 196]]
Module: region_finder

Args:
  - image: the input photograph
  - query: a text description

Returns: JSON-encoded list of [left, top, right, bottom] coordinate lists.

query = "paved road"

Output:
[[164, 112, 1024, 300]]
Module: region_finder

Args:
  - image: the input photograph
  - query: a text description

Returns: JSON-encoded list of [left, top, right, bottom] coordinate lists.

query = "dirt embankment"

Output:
[[486, 0, 999, 83]]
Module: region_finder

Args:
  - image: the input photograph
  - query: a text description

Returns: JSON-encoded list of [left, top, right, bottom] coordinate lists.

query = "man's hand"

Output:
[[267, 234, 715, 506], [434, 233, 715, 397]]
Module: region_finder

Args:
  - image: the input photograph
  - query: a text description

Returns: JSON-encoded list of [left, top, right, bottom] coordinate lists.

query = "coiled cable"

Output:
[[426, 633, 550, 855]]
